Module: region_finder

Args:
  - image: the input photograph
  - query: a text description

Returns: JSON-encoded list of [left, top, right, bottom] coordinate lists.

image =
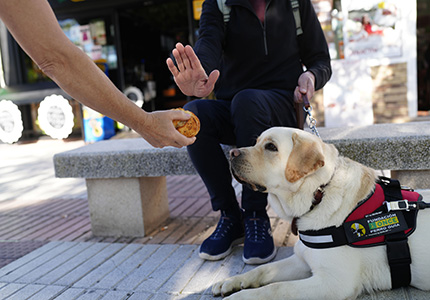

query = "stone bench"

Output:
[[318, 121, 430, 189], [54, 139, 232, 237], [53, 121, 430, 237]]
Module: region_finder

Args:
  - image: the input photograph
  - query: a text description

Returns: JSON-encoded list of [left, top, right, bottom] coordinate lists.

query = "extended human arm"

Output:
[[0, 0, 194, 148]]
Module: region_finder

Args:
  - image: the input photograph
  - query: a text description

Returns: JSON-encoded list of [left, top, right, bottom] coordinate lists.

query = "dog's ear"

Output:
[[285, 132, 325, 183]]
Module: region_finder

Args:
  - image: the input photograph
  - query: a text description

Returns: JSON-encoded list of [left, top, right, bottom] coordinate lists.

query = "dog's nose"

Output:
[[230, 148, 241, 157]]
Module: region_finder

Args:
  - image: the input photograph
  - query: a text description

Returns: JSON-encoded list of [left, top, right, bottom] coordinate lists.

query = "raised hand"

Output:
[[166, 43, 219, 98]]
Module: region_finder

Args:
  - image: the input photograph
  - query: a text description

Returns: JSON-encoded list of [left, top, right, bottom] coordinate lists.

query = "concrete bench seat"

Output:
[[54, 140, 232, 237], [53, 121, 430, 237], [318, 121, 430, 189]]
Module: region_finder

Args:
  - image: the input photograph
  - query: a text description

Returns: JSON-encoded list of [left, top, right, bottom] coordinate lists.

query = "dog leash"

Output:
[[302, 94, 320, 138]]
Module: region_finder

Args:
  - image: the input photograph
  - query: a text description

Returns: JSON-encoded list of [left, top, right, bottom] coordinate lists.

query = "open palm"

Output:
[[166, 43, 219, 98]]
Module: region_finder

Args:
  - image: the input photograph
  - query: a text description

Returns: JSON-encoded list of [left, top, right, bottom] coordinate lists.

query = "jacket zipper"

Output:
[[262, 0, 271, 57], [263, 26, 268, 56], [236, 0, 270, 57]]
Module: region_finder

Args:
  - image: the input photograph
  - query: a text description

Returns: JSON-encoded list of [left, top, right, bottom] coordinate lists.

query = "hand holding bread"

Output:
[[172, 108, 200, 137]]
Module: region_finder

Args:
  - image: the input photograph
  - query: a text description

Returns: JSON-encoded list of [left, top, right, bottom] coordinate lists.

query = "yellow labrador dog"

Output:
[[212, 127, 430, 300]]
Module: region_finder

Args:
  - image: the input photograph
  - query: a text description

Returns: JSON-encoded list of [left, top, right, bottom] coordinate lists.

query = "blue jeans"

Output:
[[184, 88, 297, 212]]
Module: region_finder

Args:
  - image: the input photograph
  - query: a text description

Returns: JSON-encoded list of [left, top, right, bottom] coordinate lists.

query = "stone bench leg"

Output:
[[391, 170, 430, 189], [85, 176, 169, 237]]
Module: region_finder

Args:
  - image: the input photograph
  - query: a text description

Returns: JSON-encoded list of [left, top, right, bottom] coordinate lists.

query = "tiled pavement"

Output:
[[0, 137, 429, 299], [1, 241, 429, 300]]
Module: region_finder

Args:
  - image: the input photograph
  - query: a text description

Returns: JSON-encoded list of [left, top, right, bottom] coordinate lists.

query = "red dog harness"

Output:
[[298, 177, 429, 289]]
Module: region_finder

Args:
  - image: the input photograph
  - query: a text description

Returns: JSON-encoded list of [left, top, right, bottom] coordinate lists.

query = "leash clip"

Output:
[[302, 94, 320, 138], [384, 200, 417, 212]]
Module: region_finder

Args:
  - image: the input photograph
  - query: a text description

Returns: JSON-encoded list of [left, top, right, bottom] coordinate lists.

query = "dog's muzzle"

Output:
[[229, 149, 267, 193]]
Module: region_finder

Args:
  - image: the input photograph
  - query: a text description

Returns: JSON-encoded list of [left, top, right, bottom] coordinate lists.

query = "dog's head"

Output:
[[230, 127, 336, 194]]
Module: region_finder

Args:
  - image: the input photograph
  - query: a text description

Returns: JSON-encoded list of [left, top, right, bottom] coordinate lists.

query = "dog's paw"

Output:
[[212, 276, 254, 297], [212, 279, 237, 297], [212, 280, 224, 296]]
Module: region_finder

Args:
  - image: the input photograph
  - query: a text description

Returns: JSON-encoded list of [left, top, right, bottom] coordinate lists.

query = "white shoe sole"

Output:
[[199, 237, 245, 261], [242, 246, 277, 265]]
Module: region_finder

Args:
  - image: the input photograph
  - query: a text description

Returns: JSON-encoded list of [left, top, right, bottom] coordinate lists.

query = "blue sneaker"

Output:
[[243, 211, 276, 264], [199, 211, 245, 261]]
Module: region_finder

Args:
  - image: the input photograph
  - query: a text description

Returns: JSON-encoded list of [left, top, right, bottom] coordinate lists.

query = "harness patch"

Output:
[[344, 211, 408, 243]]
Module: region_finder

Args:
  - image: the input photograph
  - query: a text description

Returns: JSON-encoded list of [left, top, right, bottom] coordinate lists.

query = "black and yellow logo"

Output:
[[350, 223, 366, 237]]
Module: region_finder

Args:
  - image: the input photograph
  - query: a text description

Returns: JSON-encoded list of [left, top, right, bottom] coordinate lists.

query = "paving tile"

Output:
[[27, 285, 66, 300], [208, 247, 247, 294], [408, 287, 430, 300], [0, 242, 61, 278], [21, 242, 95, 284], [51, 287, 86, 300], [74, 288, 107, 300], [0, 242, 75, 282], [125, 291, 153, 300], [0, 241, 47, 261], [180, 256, 227, 295], [135, 244, 198, 292], [115, 244, 179, 290], [1, 242, 429, 299], [53, 243, 126, 286], [0, 283, 26, 299], [5, 283, 45, 300], [93, 244, 160, 290], [157, 247, 205, 294], [72, 243, 142, 288], [100, 290, 136, 300]]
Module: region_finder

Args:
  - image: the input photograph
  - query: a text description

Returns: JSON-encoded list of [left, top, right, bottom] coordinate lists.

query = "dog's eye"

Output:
[[265, 142, 278, 152]]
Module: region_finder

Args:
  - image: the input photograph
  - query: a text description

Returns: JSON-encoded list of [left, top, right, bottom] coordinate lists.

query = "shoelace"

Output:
[[245, 212, 269, 243], [211, 214, 234, 239]]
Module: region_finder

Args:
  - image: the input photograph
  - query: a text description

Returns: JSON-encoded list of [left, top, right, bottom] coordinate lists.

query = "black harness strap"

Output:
[[386, 231, 412, 288], [379, 177, 412, 288]]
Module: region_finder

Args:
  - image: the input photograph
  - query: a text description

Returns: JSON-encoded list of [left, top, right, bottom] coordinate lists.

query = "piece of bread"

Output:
[[172, 108, 200, 137]]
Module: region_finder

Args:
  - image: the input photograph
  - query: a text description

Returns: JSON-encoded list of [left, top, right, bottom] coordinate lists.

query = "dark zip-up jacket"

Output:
[[194, 0, 332, 101]]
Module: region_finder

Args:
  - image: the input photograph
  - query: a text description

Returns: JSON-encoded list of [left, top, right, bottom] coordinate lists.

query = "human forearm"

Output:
[[42, 46, 196, 147], [0, 0, 195, 147], [41, 49, 196, 147], [42, 44, 149, 132], [0, 0, 148, 130]]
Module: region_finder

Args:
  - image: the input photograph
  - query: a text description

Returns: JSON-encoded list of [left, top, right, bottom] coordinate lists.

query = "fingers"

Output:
[[170, 43, 194, 73], [184, 45, 201, 70], [168, 110, 197, 147], [167, 43, 198, 79], [160, 110, 196, 147], [173, 48, 186, 73], [294, 72, 315, 103], [208, 69, 220, 85], [166, 57, 179, 77], [170, 109, 192, 121], [293, 86, 302, 103], [203, 69, 220, 95], [173, 135, 196, 148], [151, 134, 195, 148]]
